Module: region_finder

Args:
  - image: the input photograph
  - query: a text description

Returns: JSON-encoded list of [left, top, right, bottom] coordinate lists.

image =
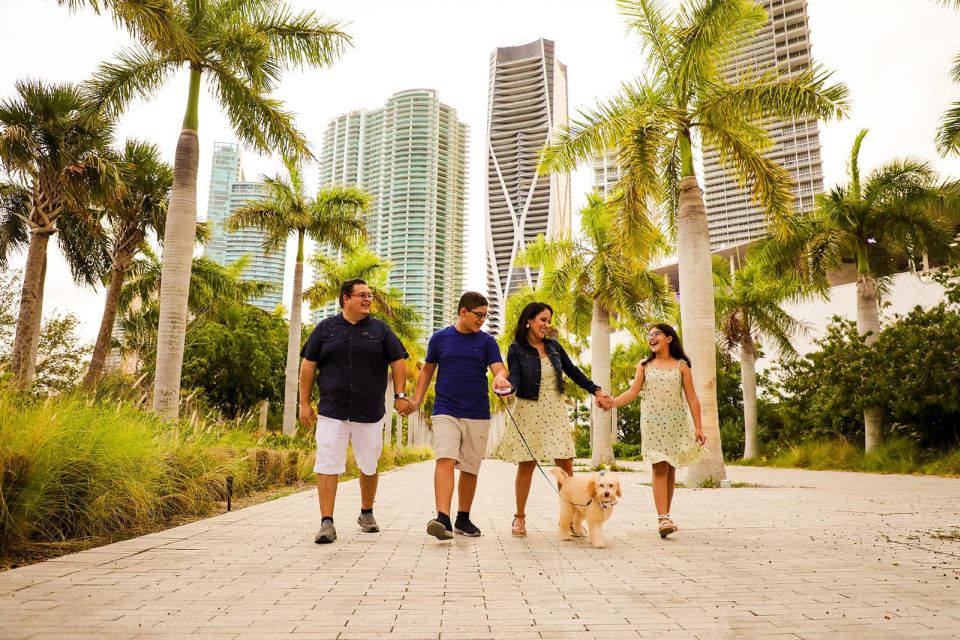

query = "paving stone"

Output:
[[0, 461, 958, 639]]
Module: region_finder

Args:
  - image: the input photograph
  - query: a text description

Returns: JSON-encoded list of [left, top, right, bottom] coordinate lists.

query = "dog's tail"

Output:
[[550, 467, 569, 486]]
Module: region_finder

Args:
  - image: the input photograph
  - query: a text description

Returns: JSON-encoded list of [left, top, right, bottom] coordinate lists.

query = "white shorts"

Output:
[[313, 415, 383, 475]]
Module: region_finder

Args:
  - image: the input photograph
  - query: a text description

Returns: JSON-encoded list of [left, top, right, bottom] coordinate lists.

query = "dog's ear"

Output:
[[587, 479, 596, 497], [615, 480, 622, 498]]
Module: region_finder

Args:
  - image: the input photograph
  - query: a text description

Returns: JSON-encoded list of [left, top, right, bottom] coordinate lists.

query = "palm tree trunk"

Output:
[[856, 272, 882, 452], [153, 68, 202, 420], [84, 263, 127, 387], [676, 174, 726, 484], [740, 336, 758, 459], [282, 233, 304, 435], [10, 231, 50, 390], [590, 302, 614, 467]]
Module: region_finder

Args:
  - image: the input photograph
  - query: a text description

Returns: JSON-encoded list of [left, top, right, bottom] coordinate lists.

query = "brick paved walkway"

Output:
[[1, 460, 958, 639]]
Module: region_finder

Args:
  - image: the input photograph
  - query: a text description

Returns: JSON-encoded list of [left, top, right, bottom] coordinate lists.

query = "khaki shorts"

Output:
[[431, 414, 489, 475]]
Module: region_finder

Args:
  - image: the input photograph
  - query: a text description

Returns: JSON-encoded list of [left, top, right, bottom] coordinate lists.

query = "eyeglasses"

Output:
[[647, 329, 665, 339], [350, 293, 374, 300], [468, 310, 489, 320]]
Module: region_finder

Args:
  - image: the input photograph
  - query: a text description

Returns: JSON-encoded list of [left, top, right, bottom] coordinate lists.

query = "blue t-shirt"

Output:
[[426, 325, 503, 420]]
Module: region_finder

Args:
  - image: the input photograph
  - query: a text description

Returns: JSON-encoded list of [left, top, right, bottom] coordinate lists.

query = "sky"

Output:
[[1, 0, 959, 343]]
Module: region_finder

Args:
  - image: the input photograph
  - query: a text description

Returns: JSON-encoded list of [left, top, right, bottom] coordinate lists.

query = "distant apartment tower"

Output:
[[315, 90, 468, 336], [703, 0, 824, 249], [205, 143, 285, 313], [485, 38, 571, 334]]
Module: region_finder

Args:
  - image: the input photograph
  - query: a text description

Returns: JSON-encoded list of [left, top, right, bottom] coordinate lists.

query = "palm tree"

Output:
[[116, 249, 272, 372], [538, 0, 849, 482], [516, 193, 674, 466], [759, 129, 960, 451], [83, 140, 173, 386], [934, 0, 960, 155], [714, 258, 805, 458], [70, 0, 351, 420], [0, 80, 116, 390], [226, 159, 370, 435], [305, 246, 422, 347]]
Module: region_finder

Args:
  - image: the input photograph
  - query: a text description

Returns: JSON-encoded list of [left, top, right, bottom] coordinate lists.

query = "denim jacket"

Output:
[[506, 338, 599, 401]]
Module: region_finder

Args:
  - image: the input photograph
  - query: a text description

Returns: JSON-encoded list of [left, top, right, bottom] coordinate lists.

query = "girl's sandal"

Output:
[[512, 515, 527, 537], [658, 515, 677, 539]]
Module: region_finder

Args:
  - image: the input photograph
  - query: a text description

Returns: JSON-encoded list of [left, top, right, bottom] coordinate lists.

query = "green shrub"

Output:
[[612, 442, 642, 460]]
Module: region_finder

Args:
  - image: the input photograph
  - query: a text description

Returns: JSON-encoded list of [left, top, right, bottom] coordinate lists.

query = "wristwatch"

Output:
[[394, 392, 407, 400]]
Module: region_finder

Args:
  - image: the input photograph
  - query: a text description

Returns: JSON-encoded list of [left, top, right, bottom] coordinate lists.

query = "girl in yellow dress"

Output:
[[610, 323, 706, 538]]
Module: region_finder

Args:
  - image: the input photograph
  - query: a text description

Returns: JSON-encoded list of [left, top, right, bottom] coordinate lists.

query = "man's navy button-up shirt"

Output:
[[300, 313, 408, 423]]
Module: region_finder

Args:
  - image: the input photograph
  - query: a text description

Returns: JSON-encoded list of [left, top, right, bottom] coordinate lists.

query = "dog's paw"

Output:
[[591, 542, 606, 549], [560, 535, 573, 541]]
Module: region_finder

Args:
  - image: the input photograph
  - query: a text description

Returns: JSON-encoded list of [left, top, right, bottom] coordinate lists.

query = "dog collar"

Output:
[[599, 499, 618, 510]]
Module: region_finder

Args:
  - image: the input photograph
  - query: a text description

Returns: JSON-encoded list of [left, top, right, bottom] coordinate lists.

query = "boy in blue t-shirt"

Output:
[[409, 291, 510, 539]]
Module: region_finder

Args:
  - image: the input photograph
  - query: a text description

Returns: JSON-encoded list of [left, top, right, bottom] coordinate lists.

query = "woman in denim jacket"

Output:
[[494, 301, 612, 536]]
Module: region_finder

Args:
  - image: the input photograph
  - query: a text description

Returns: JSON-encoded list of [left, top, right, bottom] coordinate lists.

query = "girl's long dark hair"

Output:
[[513, 302, 554, 344], [641, 323, 692, 367]]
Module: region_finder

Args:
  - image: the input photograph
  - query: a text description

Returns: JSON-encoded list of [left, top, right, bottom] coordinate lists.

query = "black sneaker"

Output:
[[427, 518, 454, 540], [454, 517, 481, 537]]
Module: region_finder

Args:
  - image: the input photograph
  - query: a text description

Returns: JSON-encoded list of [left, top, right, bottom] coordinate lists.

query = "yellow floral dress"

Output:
[[640, 365, 707, 468], [494, 357, 574, 462]]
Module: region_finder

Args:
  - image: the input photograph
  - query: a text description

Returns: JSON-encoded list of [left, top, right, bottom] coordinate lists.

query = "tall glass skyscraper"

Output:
[[315, 89, 468, 336], [703, 0, 825, 249], [205, 143, 286, 313], [484, 38, 571, 335], [205, 142, 241, 265]]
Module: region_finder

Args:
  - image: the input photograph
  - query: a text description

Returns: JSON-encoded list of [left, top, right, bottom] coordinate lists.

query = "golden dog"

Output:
[[550, 468, 621, 548]]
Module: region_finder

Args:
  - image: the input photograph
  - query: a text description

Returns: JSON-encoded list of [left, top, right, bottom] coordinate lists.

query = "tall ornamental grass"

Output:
[[0, 388, 431, 559]]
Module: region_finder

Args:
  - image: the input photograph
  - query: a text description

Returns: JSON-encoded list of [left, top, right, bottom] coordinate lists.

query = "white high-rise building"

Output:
[[314, 90, 468, 336], [484, 38, 571, 335], [703, 0, 824, 249], [592, 150, 620, 198]]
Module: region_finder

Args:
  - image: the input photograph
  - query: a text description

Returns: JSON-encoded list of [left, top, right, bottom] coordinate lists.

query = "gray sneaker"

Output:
[[357, 512, 379, 533], [314, 520, 337, 544], [427, 518, 454, 541]]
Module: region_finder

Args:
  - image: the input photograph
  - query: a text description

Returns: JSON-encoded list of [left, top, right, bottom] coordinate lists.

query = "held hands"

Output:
[[594, 390, 615, 411], [695, 427, 706, 446], [394, 397, 416, 417]]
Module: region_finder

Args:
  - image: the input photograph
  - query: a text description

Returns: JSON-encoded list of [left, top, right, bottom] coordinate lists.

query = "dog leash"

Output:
[[495, 389, 595, 508]]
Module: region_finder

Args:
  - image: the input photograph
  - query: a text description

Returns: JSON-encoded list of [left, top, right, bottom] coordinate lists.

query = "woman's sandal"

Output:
[[658, 515, 677, 538], [512, 515, 527, 537]]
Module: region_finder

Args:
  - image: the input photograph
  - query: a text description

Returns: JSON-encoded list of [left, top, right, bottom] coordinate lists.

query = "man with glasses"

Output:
[[299, 278, 413, 544], [408, 291, 510, 540]]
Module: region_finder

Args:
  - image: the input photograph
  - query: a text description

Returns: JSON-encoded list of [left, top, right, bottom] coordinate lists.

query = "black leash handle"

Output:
[[496, 390, 593, 508]]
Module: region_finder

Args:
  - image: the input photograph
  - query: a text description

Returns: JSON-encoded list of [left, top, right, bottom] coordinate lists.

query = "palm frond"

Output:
[[861, 157, 936, 208], [700, 118, 796, 232], [539, 80, 665, 175], [249, 5, 351, 70], [848, 128, 869, 198], [226, 198, 290, 253], [208, 64, 312, 159], [0, 180, 31, 266], [616, 0, 677, 82], [674, 0, 767, 95], [85, 45, 180, 116], [696, 64, 849, 126], [58, 0, 190, 54], [936, 100, 960, 157], [308, 186, 371, 250]]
